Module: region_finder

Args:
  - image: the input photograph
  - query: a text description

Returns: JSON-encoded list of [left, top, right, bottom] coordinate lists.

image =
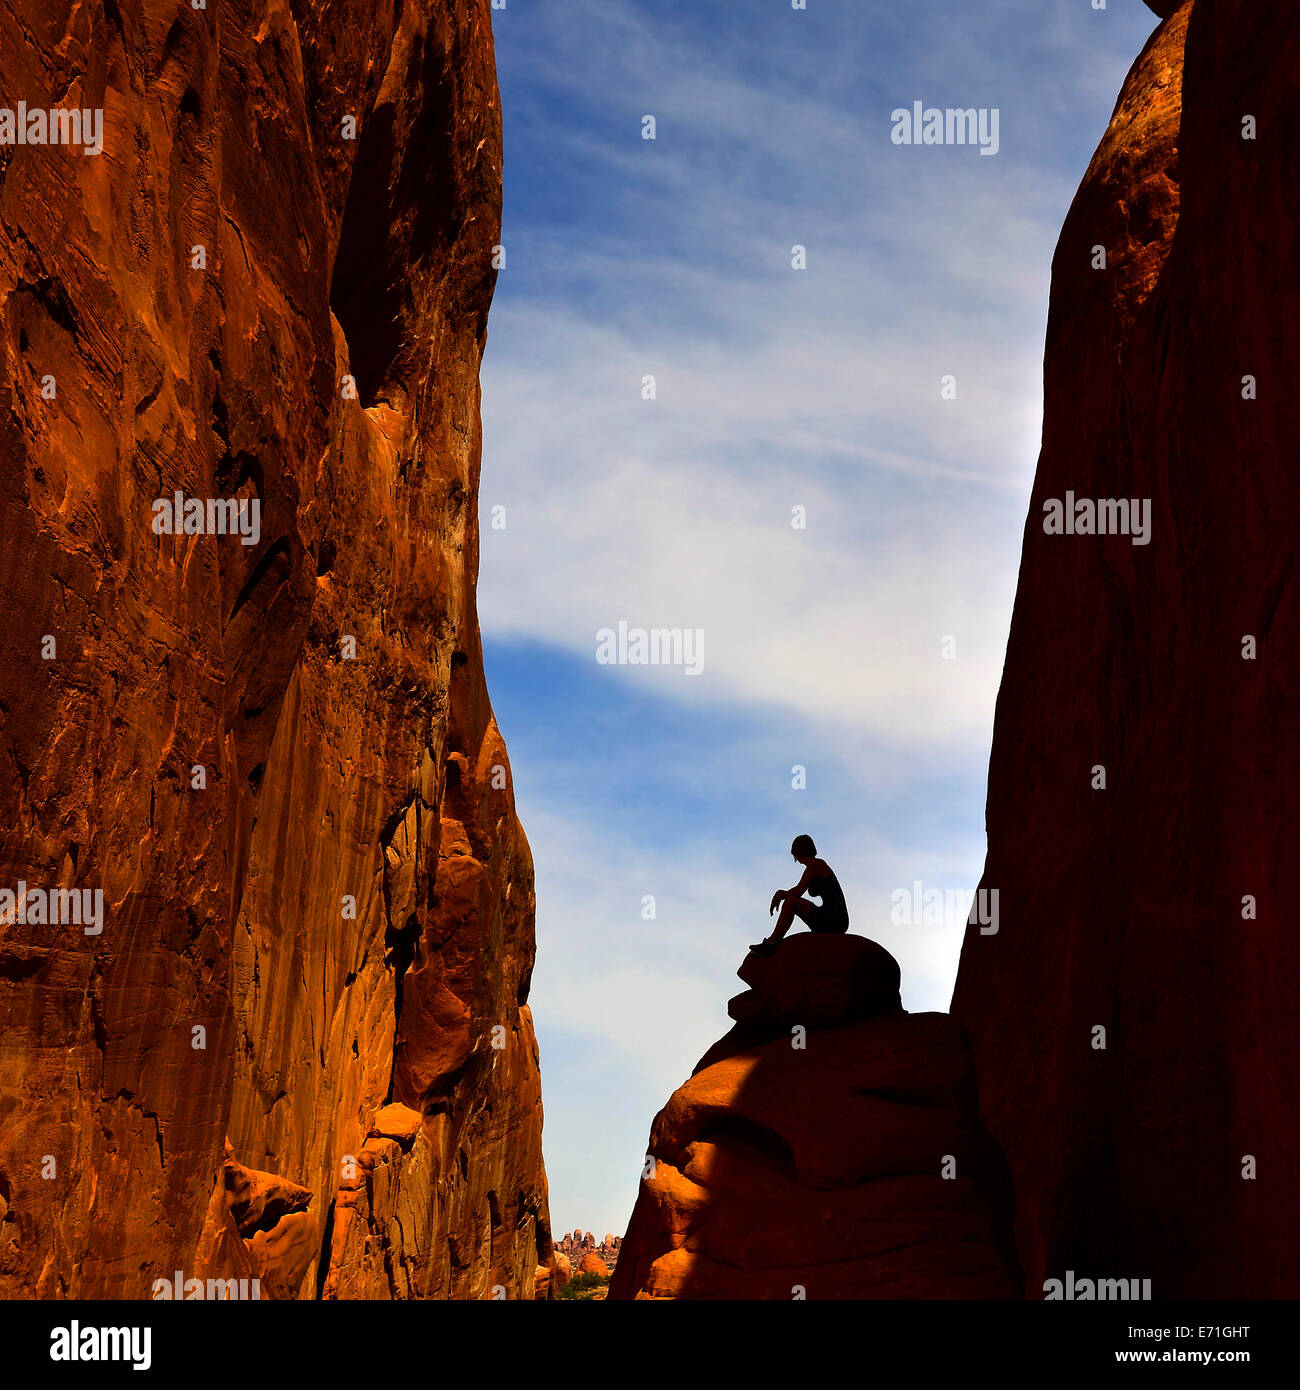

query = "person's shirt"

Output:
[[808, 860, 849, 924]]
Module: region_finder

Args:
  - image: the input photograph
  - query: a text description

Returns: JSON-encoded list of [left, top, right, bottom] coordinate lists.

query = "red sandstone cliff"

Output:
[[952, 0, 1299, 1297], [0, 0, 549, 1298]]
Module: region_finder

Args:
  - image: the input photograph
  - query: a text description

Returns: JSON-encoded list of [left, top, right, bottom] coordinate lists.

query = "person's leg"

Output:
[[770, 896, 817, 943]]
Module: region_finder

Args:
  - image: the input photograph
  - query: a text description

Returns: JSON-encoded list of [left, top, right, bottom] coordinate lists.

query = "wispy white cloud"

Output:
[[480, 282, 1028, 747]]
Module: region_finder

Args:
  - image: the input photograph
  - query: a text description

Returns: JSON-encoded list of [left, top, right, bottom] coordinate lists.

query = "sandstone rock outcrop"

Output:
[[534, 1248, 571, 1300], [0, 0, 549, 1298], [612, 937, 1019, 1299], [701, 931, 902, 1071], [555, 1229, 621, 1271], [952, 0, 1300, 1297]]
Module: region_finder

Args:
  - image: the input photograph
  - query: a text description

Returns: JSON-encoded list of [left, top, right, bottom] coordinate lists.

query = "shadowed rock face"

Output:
[[952, 0, 1300, 1297], [612, 937, 1020, 1299], [698, 931, 902, 1073], [0, 0, 549, 1298]]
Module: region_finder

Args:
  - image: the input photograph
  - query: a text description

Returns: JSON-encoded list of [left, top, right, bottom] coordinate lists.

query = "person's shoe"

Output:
[[748, 939, 777, 957]]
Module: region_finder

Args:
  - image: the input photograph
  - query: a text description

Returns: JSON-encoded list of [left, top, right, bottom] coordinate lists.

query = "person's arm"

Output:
[[771, 863, 816, 914]]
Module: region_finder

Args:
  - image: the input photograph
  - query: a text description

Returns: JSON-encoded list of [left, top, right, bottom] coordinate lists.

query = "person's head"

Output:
[[790, 834, 817, 864]]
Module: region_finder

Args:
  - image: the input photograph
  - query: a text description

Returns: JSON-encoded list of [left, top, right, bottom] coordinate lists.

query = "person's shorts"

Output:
[[807, 901, 849, 934]]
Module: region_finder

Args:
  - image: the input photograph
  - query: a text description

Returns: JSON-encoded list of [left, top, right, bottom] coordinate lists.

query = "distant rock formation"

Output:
[[0, 0, 549, 1299], [952, 0, 1300, 1297], [611, 936, 1019, 1299], [555, 1228, 622, 1271]]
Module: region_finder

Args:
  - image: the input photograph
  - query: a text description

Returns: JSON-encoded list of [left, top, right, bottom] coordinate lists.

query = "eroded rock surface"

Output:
[[952, 0, 1300, 1297], [0, 0, 549, 1299]]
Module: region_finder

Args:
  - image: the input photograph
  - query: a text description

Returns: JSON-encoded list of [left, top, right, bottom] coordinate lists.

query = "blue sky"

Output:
[[478, 0, 1158, 1238]]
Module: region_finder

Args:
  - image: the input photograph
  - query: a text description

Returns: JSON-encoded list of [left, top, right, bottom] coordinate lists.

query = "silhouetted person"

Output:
[[751, 835, 849, 955]]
